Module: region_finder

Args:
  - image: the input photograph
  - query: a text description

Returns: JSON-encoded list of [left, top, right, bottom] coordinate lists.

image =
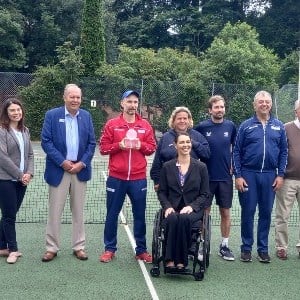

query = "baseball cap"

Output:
[[121, 90, 139, 100]]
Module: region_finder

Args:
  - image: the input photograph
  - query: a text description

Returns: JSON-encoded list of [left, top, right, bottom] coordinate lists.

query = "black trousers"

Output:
[[163, 211, 202, 266], [0, 180, 26, 252]]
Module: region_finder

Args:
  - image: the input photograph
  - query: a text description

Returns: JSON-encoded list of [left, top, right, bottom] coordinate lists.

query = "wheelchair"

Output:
[[150, 208, 211, 281]]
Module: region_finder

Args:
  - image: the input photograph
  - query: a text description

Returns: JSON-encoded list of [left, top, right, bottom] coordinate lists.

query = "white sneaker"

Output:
[[7, 251, 22, 264]]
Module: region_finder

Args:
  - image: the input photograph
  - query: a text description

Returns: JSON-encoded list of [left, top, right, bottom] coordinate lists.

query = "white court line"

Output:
[[102, 171, 159, 300]]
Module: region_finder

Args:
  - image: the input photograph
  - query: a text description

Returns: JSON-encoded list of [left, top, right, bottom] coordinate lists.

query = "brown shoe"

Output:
[[73, 249, 88, 260], [42, 251, 57, 262], [276, 249, 287, 260]]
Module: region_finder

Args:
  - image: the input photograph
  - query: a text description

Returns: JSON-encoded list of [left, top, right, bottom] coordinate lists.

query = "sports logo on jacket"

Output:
[[271, 125, 280, 130]]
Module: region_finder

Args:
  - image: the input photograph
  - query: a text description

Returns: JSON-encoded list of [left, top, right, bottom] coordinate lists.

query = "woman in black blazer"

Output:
[[158, 132, 210, 270]]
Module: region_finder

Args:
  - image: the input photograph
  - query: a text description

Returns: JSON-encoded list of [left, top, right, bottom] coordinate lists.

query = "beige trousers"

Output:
[[45, 172, 87, 252], [275, 179, 300, 251]]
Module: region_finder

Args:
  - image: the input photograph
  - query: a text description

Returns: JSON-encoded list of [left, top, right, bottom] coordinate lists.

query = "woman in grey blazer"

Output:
[[158, 132, 210, 271], [0, 98, 34, 264]]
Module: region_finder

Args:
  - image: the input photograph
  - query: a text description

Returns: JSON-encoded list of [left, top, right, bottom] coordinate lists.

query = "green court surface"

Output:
[[1, 223, 300, 300], [2, 143, 299, 299]]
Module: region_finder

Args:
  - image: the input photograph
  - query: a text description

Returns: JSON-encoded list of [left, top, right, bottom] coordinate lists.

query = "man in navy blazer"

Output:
[[41, 83, 96, 262]]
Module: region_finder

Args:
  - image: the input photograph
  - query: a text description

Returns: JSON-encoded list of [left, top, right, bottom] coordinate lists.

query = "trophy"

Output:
[[124, 128, 139, 148]]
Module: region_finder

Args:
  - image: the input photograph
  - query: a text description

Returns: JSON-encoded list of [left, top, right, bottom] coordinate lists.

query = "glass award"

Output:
[[124, 128, 139, 148]]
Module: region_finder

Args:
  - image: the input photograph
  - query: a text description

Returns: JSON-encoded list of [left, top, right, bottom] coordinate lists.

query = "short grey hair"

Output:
[[253, 90, 272, 102], [294, 99, 300, 110], [63, 83, 81, 98]]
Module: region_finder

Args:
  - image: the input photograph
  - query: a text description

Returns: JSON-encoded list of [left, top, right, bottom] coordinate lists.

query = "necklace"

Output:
[[176, 162, 186, 186]]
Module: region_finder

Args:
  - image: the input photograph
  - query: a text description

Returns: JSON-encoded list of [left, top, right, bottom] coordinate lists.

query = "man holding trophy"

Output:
[[99, 90, 157, 263]]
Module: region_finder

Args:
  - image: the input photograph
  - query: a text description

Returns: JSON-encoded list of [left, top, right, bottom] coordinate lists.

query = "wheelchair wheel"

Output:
[[150, 267, 160, 277], [203, 212, 211, 269], [151, 209, 163, 268], [194, 269, 204, 281]]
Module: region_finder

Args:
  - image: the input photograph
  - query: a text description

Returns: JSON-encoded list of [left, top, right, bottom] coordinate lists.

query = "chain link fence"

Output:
[[0, 72, 299, 225], [0, 72, 33, 103]]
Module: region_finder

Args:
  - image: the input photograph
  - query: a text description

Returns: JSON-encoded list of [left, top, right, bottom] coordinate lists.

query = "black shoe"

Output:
[[219, 245, 235, 261], [240, 251, 252, 262], [257, 252, 271, 263]]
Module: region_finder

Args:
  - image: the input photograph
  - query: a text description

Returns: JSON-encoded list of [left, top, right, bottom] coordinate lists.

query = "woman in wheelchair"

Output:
[[157, 132, 210, 271]]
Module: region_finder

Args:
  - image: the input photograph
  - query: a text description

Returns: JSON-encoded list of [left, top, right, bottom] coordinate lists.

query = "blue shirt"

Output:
[[65, 107, 79, 161], [195, 119, 236, 181]]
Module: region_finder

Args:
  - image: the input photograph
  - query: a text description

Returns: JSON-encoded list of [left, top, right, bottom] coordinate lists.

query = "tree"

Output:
[[0, 0, 84, 71], [248, 0, 300, 58], [201, 22, 280, 125], [278, 50, 299, 86], [20, 42, 84, 139], [111, 0, 256, 56], [80, 0, 106, 75], [0, 8, 26, 70], [93, 45, 209, 131], [201, 22, 279, 87]]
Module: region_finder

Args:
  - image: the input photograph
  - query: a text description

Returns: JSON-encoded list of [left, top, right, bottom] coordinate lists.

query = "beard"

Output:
[[212, 113, 224, 120]]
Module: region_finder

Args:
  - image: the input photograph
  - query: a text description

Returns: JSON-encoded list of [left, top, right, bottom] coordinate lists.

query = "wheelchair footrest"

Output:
[[165, 267, 192, 274]]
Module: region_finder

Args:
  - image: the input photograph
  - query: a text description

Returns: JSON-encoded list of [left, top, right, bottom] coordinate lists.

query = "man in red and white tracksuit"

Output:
[[99, 90, 156, 263]]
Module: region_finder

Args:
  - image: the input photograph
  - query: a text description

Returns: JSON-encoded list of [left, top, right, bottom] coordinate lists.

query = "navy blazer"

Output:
[[41, 106, 96, 187], [158, 158, 210, 212]]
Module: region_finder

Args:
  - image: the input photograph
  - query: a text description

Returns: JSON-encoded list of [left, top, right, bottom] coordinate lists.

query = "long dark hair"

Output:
[[0, 98, 25, 131], [174, 131, 191, 144]]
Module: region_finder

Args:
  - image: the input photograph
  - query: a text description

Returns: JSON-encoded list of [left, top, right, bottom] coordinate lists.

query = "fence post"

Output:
[[139, 79, 144, 115]]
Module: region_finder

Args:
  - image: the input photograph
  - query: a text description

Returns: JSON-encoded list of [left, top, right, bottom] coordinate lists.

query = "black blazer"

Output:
[[158, 158, 210, 212]]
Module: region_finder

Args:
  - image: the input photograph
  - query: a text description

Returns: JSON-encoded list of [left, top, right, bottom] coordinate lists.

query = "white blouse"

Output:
[[12, 128, 25, 172]]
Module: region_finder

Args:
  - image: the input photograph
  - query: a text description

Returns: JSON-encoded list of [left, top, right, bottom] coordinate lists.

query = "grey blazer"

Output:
[[0, 126, 34, 180]]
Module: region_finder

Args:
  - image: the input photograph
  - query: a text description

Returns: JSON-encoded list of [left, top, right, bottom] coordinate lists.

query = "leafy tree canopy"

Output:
[[201, 22, 280, 87], [0, 8, 26, 70], [248, 0, 300, 58], [279, 50, 299, 86]]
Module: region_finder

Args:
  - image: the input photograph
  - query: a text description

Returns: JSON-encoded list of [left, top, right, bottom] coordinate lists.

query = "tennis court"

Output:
[[1, 143, 300, 299], [1, 224, 300, 299]]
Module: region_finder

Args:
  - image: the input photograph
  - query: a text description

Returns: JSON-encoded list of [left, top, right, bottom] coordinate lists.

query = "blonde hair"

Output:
[[294, 99, 300, 110], [168, 106, 193, 129]]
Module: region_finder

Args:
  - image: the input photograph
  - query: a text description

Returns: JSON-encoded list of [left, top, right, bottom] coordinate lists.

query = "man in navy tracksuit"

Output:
[[233, 91, 288, 263]]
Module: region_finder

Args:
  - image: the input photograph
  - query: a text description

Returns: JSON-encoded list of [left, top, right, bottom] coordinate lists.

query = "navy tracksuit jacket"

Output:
[[233, 114, 288, 253]]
